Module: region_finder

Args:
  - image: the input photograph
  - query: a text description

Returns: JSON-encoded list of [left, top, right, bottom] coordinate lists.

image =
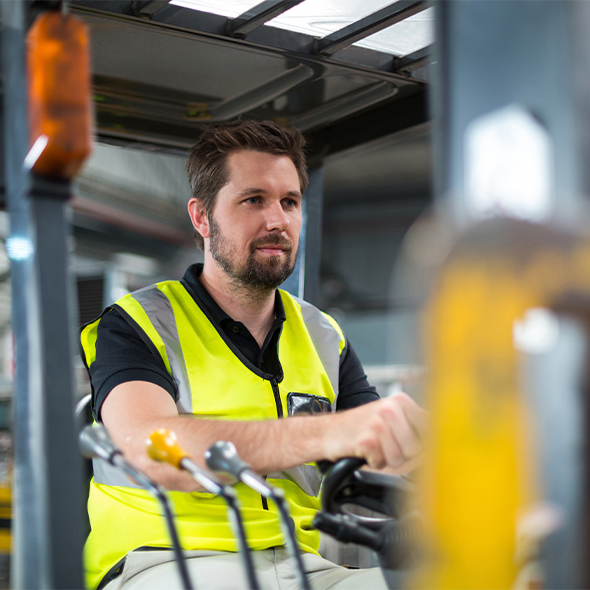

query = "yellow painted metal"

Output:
[[412, 220, 590, 589], [0, 486, 12, 554]]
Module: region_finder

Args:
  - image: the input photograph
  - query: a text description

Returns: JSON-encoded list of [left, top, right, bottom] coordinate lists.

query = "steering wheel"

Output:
[[313, 458, 420, 572], [319, 457, 414, 519]]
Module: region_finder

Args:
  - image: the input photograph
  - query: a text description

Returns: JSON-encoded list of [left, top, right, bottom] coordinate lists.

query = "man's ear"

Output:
[[188, 198, 210, 239]]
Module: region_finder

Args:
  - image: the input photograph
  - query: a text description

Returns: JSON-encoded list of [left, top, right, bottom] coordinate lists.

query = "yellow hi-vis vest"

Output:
[[80, 280, 346, 589]]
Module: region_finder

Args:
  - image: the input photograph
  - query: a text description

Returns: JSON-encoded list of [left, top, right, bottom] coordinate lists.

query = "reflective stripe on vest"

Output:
[[131, 286, 194, 413], [293, 295, 343, 397]]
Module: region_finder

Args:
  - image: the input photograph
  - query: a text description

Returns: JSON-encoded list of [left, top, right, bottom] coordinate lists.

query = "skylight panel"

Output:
[[169, 0, 259, 18], [170, 0, 434, 57], [266, 0, 395, 36], [355, 7, 434, 56]]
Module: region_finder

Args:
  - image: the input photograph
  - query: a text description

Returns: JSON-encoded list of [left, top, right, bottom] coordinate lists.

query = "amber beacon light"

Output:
[[26, 11, 92, 179]]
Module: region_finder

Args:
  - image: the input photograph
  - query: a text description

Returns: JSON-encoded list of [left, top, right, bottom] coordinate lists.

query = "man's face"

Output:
[[207, 150, 303, 291]]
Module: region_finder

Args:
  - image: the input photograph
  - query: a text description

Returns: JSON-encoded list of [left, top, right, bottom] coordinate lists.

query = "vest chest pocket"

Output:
[[286, 392, 332, 417]]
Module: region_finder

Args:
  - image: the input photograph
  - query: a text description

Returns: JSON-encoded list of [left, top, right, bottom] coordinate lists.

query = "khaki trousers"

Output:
[[102, 547, 398, 590]]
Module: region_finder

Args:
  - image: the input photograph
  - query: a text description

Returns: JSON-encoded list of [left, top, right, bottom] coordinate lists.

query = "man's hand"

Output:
[[322, 393, 427, 473]]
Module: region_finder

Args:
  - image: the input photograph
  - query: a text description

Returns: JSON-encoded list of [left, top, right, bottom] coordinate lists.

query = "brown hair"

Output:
[[186, 120, 308, 250]]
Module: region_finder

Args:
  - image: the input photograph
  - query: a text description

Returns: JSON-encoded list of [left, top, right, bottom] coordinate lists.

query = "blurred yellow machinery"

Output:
[[412, 217, 590, 588], [0, 486, 10, 555]]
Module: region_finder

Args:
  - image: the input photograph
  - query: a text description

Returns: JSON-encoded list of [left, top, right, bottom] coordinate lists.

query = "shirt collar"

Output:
[[183, 263, 286, 325]]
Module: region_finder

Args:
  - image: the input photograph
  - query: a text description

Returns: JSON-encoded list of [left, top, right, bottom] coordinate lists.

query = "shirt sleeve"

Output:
[[336, 338, 380, 410], [87, 308, 177, 421]]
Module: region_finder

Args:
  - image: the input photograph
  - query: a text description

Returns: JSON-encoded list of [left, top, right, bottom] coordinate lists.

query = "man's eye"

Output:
[[245, 196, 260, 204], [283, 199, 298, 208]]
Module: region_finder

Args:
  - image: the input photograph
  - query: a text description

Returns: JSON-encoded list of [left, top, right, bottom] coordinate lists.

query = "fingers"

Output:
[[353, 394, 427, 472], [355, 410, 404, 470], [381, 396, 423, 462], [392, 392, 429, 439]]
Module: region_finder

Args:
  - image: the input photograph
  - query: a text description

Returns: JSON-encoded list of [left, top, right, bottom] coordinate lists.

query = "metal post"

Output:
[[1, 1, 42, 587], [1, 2, 85, 588], [29, 177, 86, 590], [432, 2, 585, 587], [302, 167, 324, 306], [0, 0, 43, 588], [280, 166, 324, 305]]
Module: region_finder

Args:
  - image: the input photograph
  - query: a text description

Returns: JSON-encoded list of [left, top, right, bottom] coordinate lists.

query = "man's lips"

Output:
[[256, 246, 288, 255], [251, 238, 292, 256]]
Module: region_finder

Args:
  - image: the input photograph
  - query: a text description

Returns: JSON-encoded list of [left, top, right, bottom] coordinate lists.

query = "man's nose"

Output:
[[265, 201, 289, 231]]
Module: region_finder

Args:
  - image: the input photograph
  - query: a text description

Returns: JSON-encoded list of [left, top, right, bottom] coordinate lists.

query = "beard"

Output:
[[209, 215, 298, 292]]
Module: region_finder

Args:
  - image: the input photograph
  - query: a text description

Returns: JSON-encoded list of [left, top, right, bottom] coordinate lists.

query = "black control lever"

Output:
[[206, 441, 311, 590], [79, 425, 194, 590]]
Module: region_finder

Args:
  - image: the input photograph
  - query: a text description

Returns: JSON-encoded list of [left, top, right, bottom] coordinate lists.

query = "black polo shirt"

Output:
[[87, 264, 379, 420]]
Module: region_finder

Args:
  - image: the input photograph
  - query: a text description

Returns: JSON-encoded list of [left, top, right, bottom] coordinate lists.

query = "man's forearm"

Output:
[[136, 413, 332, 488], [101, 381, 426, 493], [102, 382, 335, 491]]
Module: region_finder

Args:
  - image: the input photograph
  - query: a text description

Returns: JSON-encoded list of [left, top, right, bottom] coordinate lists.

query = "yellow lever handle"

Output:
[[146, 428, 190, 469]]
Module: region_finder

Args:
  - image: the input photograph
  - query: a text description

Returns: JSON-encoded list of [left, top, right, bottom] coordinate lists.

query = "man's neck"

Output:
[[199, 262, 276, 348]]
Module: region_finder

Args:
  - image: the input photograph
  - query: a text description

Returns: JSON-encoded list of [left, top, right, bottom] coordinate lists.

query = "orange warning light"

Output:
[[26, 12, 92, 180]]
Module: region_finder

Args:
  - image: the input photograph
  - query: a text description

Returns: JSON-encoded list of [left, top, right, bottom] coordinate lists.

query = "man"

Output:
[[80, 120, 426, 590]]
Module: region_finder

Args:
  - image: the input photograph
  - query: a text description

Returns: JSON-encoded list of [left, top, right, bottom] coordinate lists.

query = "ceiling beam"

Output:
[[315, 0, 427, 57], [305, 89, 429, 163], [393, 44, 432, 74], [71, 195, 194, 246], [135, 0, 171, 18], [228, 0, 304, 38]]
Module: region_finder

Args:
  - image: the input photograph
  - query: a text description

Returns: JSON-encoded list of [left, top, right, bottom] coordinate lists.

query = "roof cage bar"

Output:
[[185, 63, 314, 122], [316, 0, 427, 57], [394, 44, 432, 73], [291, 81, 398, 132], [136, 0, 171, 18], [228, 0, 305, 38]]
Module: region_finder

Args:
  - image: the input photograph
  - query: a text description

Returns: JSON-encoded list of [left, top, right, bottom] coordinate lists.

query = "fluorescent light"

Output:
[[6, 237, 34, 261]]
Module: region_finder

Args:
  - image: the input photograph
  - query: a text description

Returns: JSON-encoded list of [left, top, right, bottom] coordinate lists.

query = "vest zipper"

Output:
[[264, 379, 282, 510], [270, 377, 283, 418], [261, 475, 269, 510]]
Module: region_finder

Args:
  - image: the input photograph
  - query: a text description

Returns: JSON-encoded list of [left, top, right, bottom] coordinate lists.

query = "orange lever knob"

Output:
[[146, 429, 190, 469]]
